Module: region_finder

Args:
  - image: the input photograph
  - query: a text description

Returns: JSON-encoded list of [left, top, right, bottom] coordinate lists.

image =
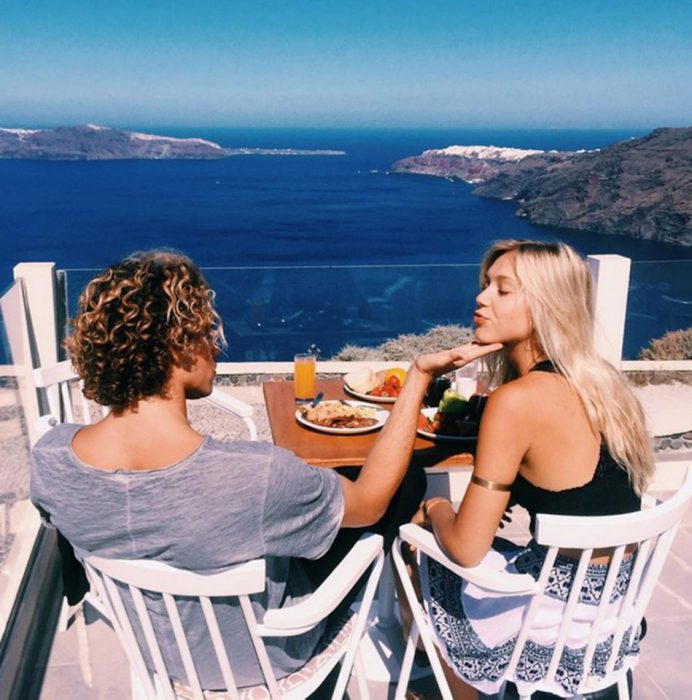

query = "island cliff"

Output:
[[0, 125, 226, 160], [391, 127, 692, 246], [0, 125, 345, 160]]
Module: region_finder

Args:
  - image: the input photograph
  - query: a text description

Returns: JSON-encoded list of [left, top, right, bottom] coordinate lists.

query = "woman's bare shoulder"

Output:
[[485, 372, 547, 409], [483, 372, 566, 436]]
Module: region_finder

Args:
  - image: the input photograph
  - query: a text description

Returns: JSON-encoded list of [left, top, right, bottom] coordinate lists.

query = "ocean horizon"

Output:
[[2, 126, 691, 360]]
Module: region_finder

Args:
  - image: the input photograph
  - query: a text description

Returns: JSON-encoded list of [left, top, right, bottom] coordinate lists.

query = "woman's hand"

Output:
[[412, 497, 453, 529], [413, 342, 502, 380]]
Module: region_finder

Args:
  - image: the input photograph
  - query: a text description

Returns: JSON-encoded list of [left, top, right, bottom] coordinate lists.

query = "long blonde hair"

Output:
[[481, 240, 653, 494]]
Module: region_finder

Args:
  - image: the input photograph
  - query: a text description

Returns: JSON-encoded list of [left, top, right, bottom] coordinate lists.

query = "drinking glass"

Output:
[[455, 360, 478, 398], [294, 353, 316, 404]]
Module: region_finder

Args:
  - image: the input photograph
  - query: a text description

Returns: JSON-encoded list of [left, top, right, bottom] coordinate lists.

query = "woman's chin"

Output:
[[474, 328, 495, 345]]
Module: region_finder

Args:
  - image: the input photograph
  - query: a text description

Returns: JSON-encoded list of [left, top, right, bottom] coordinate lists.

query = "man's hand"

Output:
[[413, 342, 503, 380]]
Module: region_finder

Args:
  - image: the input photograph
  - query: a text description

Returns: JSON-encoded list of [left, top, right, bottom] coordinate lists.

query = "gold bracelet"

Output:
[[424, 498, 449, 518], [470, 474, 513, 492]]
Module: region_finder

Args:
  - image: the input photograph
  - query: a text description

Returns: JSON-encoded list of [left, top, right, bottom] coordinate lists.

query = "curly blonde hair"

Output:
[[65, 250, 224, 413]]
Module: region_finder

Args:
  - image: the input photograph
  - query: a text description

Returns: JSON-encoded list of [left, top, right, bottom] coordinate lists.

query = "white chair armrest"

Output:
[[259, 533, 384, 636], [399, 523, 538, 594], [203, 388, 258, 440], [204, 388, 253, 418]]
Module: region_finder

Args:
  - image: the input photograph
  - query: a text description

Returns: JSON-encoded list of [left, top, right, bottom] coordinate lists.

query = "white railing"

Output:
[[3, 359, 689, 382]]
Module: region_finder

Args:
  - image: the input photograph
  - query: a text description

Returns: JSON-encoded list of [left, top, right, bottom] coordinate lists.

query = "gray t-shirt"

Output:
[[31, 423, 345, 689]]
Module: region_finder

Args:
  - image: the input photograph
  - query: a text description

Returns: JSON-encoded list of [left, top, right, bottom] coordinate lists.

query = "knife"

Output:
[[311, 392, 324, 408]]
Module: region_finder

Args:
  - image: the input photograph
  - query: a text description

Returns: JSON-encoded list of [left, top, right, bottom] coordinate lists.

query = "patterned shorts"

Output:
[[422, 540, 640, 697]]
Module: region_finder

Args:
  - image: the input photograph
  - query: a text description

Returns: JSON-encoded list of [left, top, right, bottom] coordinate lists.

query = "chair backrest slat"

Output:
[[238, 595, 281, 699], [88, 564, 161, 700], [128, 584, 178, 700], [84, 562, 156, 697], [163, 592, 205, 700], [545, 549, 593, 683], [632, 525, 681, 619], [199, 595, 240, 700], [577, 544, 627, 694], [601, 535, 654, 680], [59, 382, 73, 422], [505, 546, 559, 677]]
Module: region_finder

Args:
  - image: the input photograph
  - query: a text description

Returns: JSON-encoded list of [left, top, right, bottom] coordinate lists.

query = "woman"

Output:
[[413, 240, 653, 699], [30, 249, 499, 691]]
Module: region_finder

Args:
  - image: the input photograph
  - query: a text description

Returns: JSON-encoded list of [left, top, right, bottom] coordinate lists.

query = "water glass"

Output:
[[294, 353, 316, 404], [455, 360, 478, 398]]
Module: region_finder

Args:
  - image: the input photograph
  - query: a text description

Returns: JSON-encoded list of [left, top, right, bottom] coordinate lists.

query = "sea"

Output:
[[1, 127, 691, 361]]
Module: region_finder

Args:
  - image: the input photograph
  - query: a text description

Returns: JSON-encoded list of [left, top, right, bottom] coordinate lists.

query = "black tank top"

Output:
[[511, 360, 640, 531]]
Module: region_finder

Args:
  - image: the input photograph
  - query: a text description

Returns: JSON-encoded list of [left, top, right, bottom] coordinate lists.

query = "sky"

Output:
[[1, 0, 690, 129]]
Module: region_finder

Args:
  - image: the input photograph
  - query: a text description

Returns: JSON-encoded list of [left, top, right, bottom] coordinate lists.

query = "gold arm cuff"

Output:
[[470, 474, 513, 492]]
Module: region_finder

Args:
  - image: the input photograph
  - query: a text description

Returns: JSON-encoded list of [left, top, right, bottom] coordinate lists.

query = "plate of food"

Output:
[[343, 367, 407, 403], [417, 391, 487, 443], [296, 400, 389, 435]]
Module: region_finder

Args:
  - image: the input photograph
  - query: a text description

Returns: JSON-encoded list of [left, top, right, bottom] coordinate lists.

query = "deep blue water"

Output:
[[1, 127, 691, 360]]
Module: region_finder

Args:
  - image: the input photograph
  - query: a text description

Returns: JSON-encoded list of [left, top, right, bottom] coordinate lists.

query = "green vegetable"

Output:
[[439, 389, 469, 415]]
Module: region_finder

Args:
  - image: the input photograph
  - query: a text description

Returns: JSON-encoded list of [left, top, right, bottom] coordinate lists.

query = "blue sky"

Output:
[[1, 0, 690, 128]]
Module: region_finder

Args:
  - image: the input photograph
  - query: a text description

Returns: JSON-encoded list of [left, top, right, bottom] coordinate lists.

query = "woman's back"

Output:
[[514, 362, 603, 493]]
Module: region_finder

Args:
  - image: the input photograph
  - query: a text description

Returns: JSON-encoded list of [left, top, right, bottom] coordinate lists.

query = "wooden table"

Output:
[[262, 379, 474, 470]]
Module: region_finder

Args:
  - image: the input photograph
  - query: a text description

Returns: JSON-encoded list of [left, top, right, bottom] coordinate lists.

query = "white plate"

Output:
[[417, 407, 478, 443], [343, 383, 397, 404], [296, 400, 389, 435]]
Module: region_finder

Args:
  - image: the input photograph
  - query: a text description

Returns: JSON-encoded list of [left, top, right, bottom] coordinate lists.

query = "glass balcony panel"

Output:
[[64, 265, 482, 361], [626, 260, 692, 360], [61, 261, 692, 362]]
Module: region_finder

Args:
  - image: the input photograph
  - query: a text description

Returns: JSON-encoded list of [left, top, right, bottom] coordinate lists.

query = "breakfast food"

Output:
[[438, 388, 468, 415], [368, 370, 406, 398], [300, 401, 378, 429], [345, 366, 408, 399], [418, 393, 488, 438], [343, 368, 379, 395]]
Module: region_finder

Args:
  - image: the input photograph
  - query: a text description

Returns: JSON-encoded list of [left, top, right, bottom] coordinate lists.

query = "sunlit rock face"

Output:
[[392, 127, 692, 246]]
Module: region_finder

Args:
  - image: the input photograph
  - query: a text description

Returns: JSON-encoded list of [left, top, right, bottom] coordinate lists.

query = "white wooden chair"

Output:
[[32, 360, 258, 440], [392, 467, 692, 700], [83, 533, 385, 700]]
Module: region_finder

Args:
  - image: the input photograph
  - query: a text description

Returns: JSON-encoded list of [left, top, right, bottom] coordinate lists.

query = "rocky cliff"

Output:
[[0, 124, 227, 160], [392, 128, 692, 246]]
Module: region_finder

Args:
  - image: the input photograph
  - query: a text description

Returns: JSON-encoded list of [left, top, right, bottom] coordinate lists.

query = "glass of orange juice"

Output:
[[294, 353, 317, 404]]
